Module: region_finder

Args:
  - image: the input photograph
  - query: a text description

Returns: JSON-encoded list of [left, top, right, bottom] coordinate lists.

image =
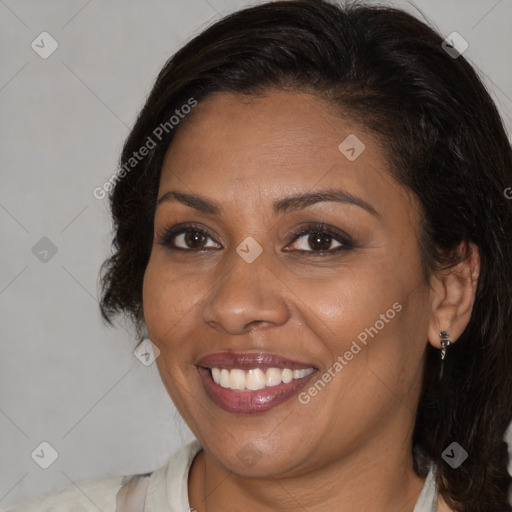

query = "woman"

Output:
[[10, 0, 512, 511]]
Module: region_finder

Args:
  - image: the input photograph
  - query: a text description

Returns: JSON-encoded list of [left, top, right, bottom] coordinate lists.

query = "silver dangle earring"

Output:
[[438, 330, 452, 380], [440, 331, 452, 360]]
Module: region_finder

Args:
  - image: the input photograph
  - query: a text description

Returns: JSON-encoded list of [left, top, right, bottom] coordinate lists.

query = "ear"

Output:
[[427, 241, 480, 349]]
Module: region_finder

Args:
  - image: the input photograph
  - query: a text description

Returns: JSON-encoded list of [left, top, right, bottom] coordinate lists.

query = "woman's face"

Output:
[[143, 90, 433, 477]]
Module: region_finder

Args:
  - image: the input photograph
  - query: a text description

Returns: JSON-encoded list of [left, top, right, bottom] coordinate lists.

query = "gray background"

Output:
[[1, 0, 511, 509]]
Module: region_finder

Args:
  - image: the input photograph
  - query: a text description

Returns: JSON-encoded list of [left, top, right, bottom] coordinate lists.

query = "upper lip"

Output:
[[196, 352, 317, 371]]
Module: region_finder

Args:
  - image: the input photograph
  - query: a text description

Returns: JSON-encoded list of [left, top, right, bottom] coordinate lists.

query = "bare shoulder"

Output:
[[7, 475, 124, 512]]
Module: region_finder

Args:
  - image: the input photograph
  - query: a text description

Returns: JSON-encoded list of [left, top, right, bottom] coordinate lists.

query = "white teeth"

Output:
[[293, 369, 311, 379], [265, 368, 282, 387], [246, 369, 266, 390], [209, 367, 314, 390], [281, 368, 293, 383], [229, 369, 246, 390], [211, 368, 221, 383], [220, 369, 230, 388]]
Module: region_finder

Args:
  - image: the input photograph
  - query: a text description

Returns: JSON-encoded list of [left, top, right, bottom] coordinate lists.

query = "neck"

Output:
[[189, 433, 427, 512]]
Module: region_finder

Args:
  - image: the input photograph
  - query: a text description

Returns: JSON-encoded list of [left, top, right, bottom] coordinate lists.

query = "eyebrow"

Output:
[[156, 188, 380, 218]]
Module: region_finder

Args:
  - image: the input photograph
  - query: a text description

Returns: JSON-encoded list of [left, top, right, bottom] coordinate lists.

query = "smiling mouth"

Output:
[[207, 366, 315, 391], [197, 365, 318, 414]]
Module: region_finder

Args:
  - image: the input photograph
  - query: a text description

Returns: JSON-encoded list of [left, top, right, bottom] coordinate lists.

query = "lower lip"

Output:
[[197, 367, 317, 414]]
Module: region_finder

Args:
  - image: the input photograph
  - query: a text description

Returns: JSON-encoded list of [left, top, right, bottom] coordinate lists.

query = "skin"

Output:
[[142, 90, 480, 512]]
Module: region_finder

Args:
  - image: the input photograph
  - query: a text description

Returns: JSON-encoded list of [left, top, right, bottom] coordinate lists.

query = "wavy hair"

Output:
[[98, 1, 512, 509]]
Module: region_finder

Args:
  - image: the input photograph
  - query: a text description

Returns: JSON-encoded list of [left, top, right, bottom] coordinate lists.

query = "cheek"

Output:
[[313, 251, 425, 379], [142, 258, 200, 410], [142, 257, 200, 346], [302, 263, 398, 344]]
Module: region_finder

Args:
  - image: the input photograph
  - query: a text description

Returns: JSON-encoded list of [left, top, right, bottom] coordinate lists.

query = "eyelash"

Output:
[[156, 222, 355, 257]]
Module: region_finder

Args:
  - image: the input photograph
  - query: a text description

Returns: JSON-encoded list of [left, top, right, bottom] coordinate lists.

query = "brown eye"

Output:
[[183, 230, 208, 248], [157, 224, 221, 250], [289, 231, 343, 253], [307, 232, 334, 251], [284, 223, 354, 256]]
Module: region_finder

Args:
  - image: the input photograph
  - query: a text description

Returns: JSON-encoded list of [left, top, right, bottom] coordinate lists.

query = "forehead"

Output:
[[158, 90, 415, 218]]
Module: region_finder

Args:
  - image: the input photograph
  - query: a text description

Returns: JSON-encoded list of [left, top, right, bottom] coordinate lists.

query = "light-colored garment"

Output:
[[8, 439, 437, 511], [8, 440, 202, 512], [414, 464, 438, 512], [115, 472, 152, 512]]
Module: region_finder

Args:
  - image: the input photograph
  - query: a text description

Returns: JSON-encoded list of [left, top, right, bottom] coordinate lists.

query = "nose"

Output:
[[201, 248, 290, 335]]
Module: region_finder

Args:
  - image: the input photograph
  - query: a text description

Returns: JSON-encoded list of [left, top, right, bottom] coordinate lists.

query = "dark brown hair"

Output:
[[98, 1, 512, 509]]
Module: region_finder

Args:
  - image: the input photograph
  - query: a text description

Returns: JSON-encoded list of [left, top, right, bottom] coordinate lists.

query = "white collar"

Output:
[[413, 463, 438, 512]]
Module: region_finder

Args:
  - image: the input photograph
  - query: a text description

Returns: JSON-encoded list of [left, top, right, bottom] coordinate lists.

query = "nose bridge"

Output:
[[201, 242, 289, 333]]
